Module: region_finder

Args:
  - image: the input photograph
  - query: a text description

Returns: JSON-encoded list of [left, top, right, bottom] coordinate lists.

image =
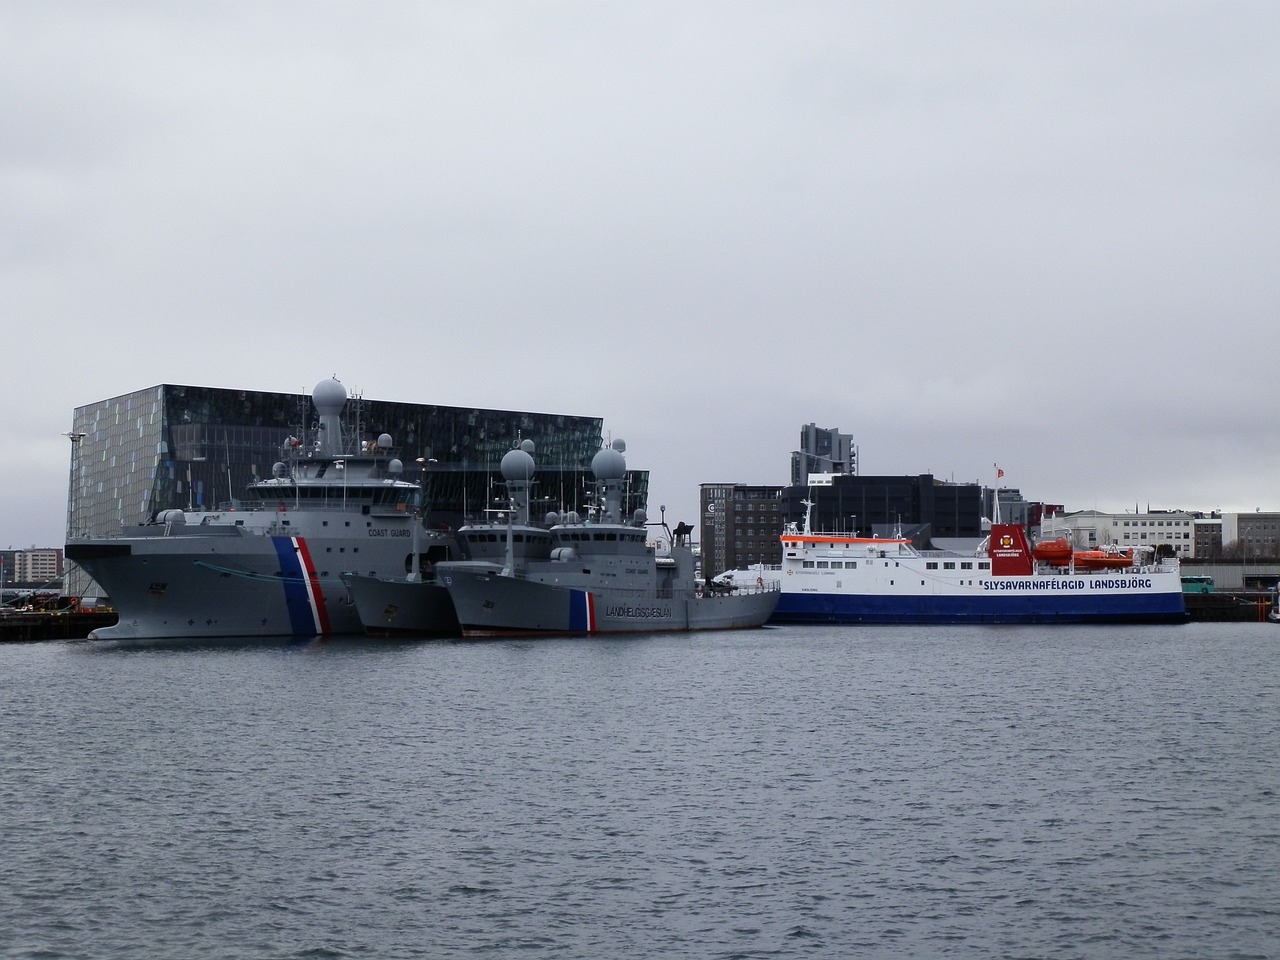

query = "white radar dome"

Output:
[[312, 378, 347, 416], [592, 445, 626, 480], [501, 448, 536, 482]]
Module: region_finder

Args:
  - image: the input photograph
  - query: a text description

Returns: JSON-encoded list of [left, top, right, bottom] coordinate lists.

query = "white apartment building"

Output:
[[17, 549, 63, 583], [1039, 510, 1198, 558]]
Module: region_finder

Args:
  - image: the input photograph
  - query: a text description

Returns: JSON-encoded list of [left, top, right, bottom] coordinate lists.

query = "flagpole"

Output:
[[992, 464, 1003, 525]]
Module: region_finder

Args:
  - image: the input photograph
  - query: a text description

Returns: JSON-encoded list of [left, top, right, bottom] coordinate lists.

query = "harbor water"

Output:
[[2, 623, 1277, 959]]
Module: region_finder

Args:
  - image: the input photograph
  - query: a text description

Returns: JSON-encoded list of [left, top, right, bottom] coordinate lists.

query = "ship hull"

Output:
[[772, 587, 1188, 624], [769, 572, 1187, 625], [441, 566, 779, 637], [341, 574, 460, 637], [68, 528, 432, 641]]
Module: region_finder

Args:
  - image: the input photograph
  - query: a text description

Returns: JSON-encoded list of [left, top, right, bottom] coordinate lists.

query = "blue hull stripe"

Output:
[[772, 592, 1187, 625], [272, 537, 320, 635], [568, 591, 593, 633]]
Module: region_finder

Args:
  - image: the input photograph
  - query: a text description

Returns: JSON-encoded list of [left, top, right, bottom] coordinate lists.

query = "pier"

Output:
[[1184, 591, 1274, 623], [0, 599, 117, 642]]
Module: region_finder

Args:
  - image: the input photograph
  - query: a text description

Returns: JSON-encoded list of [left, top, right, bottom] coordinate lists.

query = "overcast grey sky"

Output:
[[4, 1, 1278, 548]]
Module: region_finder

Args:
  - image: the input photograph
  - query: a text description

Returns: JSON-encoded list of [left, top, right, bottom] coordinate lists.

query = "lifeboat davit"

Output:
[[1032, 538, 1072, 565]]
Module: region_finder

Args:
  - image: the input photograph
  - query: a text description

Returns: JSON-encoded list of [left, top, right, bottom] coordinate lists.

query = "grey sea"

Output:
[[2, 623, 1277, 960]]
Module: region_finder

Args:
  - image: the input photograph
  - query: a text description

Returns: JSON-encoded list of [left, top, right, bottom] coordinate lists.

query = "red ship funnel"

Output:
[[989, 524, 1034, 576]]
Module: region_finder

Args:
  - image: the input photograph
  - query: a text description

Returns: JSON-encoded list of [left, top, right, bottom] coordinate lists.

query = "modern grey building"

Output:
[[790, 423, 857, 485], [66, 381, 646, 541]]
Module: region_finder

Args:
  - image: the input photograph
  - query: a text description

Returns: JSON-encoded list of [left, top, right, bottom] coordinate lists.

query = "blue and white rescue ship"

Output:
[[718, 502, 1187, 625]]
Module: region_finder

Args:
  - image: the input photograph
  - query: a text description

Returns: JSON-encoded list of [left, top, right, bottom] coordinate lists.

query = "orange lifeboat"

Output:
[[1071, 548, 1134, 570], [1032, 538, 1072, 565]]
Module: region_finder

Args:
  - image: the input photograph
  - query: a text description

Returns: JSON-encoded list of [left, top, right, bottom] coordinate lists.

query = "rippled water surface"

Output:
[[2, 624, 1278, 959]]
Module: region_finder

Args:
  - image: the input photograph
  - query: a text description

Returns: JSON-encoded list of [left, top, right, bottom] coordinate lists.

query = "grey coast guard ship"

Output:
[[67, 378, 456, 642], [341, 440, 550, 637], [433, 438, 780, 636]]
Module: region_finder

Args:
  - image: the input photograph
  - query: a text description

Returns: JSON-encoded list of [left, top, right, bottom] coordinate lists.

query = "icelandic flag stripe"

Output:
[[272, 537, 330, 635], [294, 537, 331, 634]]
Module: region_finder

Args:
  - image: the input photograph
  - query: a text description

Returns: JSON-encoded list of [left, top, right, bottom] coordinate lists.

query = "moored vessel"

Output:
[[437, 439, 780, 636], [719, 502, 1187, 625], [66, 378, 457, 641]]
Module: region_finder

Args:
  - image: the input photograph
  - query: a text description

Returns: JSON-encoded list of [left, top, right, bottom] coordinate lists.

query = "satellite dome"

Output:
[[519, 439, 536, 454], [501, 447, 536, 482], [592, 445, 626, 480], [388, 459, 403, 474], [378, 433, 393, 449], [312, 378, 347, 416]]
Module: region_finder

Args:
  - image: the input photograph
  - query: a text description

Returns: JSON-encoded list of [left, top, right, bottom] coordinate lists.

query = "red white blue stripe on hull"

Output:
[[568, 590, 596, 633], [272, 536, 332, 635]]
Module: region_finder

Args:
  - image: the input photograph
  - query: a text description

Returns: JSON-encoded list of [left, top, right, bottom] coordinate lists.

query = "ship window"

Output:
[[802, 561, 814, 569], [848, 561, 856, 569], [943, 562, 955, 570], [926, 562, 938, 569], [961, 562, 973, 570], [978, 562, 989, 570], [817, 562, 828, 569]]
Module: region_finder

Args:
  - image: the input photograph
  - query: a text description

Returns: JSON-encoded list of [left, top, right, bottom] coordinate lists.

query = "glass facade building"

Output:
[[66, 382, 648, 540]]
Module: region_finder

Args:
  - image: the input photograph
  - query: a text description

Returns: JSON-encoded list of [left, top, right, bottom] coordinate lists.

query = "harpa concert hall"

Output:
[[65, 380, 647, 542]]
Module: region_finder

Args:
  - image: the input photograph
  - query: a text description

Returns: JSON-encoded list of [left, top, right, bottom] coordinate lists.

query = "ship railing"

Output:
[[1059, 562, 1172, 576], [699, 577, 782, 598]]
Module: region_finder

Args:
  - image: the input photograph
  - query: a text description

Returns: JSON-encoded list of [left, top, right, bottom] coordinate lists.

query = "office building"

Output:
[[1042, 509, 1197, 557], [791, 423, 857, 484], [1221, 512, 1280, 558]]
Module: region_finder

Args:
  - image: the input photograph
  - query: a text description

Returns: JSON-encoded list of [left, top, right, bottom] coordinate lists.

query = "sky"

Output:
[[3, 1, 1278, 549]]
